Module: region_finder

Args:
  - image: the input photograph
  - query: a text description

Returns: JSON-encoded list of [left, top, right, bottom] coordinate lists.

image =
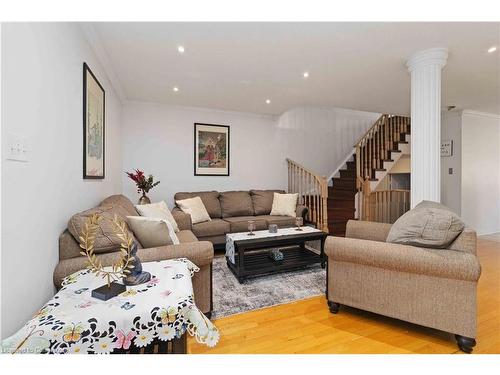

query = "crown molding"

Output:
[[123, 100, 279, 121], [462, 110, 500, 120], [79, 23, 126, 103]]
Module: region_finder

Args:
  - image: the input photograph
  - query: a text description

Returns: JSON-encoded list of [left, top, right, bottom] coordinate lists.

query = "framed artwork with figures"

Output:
[[83, 62, 105, 179], [194, 123, 230, 176]]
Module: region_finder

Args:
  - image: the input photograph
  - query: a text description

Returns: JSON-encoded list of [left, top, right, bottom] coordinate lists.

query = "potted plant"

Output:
[[125, 169, 160, 204]]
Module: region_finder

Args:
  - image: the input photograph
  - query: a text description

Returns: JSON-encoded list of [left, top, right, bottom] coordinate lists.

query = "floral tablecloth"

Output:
[[1, 258, 219, 354], [226, 226, 322, 263]]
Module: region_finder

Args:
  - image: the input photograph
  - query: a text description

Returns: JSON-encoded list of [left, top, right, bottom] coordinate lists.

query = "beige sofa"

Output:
[[325, 220, 481, 353], [53, 195, 214, 316], [172, 190, 308, 248]]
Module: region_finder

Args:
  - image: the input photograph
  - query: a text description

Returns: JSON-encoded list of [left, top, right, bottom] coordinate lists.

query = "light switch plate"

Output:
[[6, 133, 29, 162], [448, 168, 453, 175]]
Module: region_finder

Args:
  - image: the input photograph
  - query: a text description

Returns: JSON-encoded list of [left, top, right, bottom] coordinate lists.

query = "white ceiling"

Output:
[[89, 22, 500, 116]]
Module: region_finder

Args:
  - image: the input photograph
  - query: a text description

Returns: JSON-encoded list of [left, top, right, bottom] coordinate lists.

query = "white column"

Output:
[[406, 48, 448, 207]]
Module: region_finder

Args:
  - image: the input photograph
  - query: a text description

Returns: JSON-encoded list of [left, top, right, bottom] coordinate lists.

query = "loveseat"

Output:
[[53, 195, 214, 315], [171, 190, 308, 248], [325, 220, 481, 353]]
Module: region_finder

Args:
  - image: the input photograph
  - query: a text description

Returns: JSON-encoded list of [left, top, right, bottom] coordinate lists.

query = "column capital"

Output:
[[406, 48, 448, 72]]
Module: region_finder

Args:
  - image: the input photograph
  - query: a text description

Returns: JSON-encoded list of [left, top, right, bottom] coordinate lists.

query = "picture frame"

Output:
[[83, 62, 105, 179], [194, 123, 230, 176]]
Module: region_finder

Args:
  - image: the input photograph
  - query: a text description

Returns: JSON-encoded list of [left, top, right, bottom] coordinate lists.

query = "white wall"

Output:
[[278, 107, 380, 178], [461, 111, 500, 235], [122, 102, 280, 206], [122, 102, 380, 207], [1, 23, 123, 337], [441, 112, 462, 214]]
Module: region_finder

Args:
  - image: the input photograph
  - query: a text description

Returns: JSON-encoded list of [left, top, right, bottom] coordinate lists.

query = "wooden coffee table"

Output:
[[225, 227, 328, 283]]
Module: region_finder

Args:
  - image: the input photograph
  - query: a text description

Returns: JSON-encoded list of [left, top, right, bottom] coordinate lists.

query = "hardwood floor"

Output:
[[188, 234, 500, 354]]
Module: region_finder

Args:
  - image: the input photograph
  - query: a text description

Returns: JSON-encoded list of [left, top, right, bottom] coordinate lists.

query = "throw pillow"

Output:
[[175, 196, 211, 224], [68, 205, 137, 254], [135, 201, 179, 232], [386, 200, 465, 248], [270, 193, 298, 217], [126, 216, 180, 248]]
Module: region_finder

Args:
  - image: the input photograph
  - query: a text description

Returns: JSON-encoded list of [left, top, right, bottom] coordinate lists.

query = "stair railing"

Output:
[[365, 188, 410, 223], [286, 158, 328, 232], [354, 114, 411, 222]]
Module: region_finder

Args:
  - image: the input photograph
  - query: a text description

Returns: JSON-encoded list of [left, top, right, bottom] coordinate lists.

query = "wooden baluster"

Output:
[[356, 145, 361, 190], [319, 179, 322, 230], [309, 174, 313, 223], [389, 116, 393, 151], [398, 116, 401, 142], [323, 177, 328, 232], [304, 172, 308, 221], [288, 162, 291, 193], [363, 139, 368, 181], [293, 164, 296, 193], [368, 136, 371, 179], [386, 116, 391, 155], [386, 117, 390, 154], [313, 180, 317, 228], [374, 124, 377, 171], [378, 121, 382, 169], [316, 180, 320, 229], [377, 122, 381, 169], [299, 169, 304, 199], [381, 117, 385, 161], [386, 191, 389, 223]]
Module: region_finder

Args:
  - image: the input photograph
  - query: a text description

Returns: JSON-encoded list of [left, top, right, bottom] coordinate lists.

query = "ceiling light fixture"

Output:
[[303, 71, 309, 78], [265, 99, 271, 104], [488, 46, 497, 53], [177, 45, 185, 53], [173, 86, 179, 92]]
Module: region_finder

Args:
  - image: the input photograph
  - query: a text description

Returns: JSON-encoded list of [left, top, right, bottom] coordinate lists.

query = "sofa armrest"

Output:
[[296, 204, 308, 219], [156, 241, 214, 268], [345, 220, 392, 242], [53, 241, 214, 288], [325, 236, 480, 281], [172, 207, 192, 231]]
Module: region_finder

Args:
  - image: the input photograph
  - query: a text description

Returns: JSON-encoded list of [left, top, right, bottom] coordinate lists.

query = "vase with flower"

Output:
[[125, 169, 161, 205]]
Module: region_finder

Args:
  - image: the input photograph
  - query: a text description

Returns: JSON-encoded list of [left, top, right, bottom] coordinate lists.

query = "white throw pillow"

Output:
[[127, 216, 180, 248], [270, 193, 298, 217], [175, 196, 211, 224], [135, 201, 179, 232]]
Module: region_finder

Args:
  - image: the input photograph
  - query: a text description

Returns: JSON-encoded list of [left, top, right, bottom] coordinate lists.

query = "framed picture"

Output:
[[83, 62, 105, 179], [441, 140, 453, 157], [194, 123, 230, 176]]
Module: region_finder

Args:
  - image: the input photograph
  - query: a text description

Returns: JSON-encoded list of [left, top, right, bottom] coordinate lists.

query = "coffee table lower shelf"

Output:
[[226, 246, 321, 283]]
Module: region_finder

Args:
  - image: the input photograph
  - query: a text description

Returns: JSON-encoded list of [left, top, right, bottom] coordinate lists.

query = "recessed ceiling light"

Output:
[[173, 86, 179, 92], [177, 45, 185, 53], [265, 99, 271, 104], [303, 71, 309, 78], [488, 46, 497, 53]]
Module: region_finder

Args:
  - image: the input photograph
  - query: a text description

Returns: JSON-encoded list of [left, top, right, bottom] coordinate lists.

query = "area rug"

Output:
[[211, 255, 326, 319]]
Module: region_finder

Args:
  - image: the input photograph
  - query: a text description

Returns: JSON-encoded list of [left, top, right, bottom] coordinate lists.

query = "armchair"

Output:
[[325, 220, 481, 353]]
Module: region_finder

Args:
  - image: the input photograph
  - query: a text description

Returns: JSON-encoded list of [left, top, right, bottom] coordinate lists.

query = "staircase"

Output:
[[287, 113, 411, 236], [328, 155, 356, 236], [329, 114, 411, 236]]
